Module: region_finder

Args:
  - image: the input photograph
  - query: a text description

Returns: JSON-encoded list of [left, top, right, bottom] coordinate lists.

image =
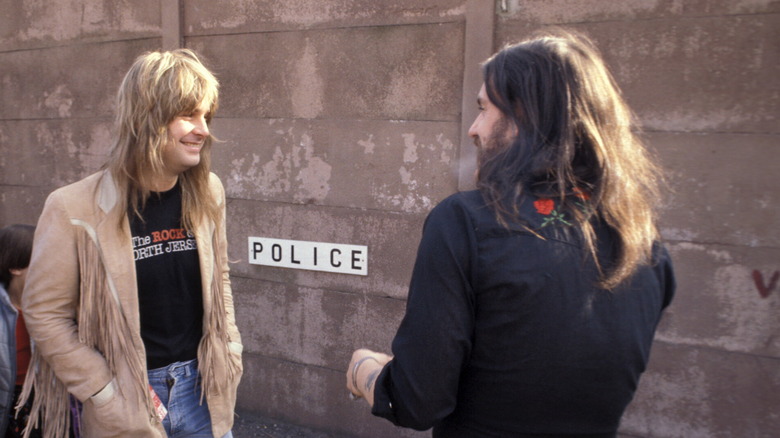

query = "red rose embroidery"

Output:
[[534, 198, 554, 215]]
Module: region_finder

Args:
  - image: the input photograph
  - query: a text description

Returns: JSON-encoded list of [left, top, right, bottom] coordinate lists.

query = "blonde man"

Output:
[[21, 49, 242, 438]]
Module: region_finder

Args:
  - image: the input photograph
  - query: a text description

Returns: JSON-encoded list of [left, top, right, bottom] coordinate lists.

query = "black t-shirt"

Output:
[[129, 184, 204, 369]]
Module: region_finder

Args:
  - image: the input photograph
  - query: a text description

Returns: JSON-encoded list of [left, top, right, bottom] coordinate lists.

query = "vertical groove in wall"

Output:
[[458, 0, 495, 191], [161, 0, 183, 50]]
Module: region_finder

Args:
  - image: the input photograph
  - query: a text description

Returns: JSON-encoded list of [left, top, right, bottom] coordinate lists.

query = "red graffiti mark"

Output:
[[752, 270, 779, 298]]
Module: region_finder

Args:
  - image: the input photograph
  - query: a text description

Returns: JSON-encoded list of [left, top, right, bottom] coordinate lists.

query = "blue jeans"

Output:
[[147, 359, 233, 438]]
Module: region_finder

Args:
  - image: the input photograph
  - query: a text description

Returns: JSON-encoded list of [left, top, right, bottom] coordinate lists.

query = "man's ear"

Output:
[[9, 268, 24, 276]]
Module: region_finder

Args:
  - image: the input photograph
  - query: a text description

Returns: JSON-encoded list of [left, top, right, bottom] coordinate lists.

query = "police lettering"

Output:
[[251, 240, 365, 273]]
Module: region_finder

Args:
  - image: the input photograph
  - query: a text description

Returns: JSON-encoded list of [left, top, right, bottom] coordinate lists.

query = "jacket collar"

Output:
[[97, 170, 119, 215]]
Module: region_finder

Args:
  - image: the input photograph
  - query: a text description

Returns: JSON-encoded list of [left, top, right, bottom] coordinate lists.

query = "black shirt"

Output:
[[129, 184, 204, 369], [372, 190, 675, 437]]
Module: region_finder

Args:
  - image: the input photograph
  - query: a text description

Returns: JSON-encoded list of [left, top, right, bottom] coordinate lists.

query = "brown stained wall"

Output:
[[190, 2, 467, 436], [0, 1, 777, 437], [495, 1, 780, 437]]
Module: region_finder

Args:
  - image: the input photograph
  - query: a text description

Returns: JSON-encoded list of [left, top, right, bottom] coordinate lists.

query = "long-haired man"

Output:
[[21, 49, 242, 438], [347, 30, 675, 437]]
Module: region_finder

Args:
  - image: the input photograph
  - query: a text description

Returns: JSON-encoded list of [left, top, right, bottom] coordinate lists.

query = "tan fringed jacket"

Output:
[[21, 171, 243, 438]]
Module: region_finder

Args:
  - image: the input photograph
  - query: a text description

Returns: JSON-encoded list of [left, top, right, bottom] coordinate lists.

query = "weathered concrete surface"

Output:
[[496, 2, 780, 437], [225, 199, 423, 300], [233, 276, 405, 368], [0, 186, 48, 226], [0, 119, 112, 188], [0, 39, 160, 120], [238, 353, 427, 438], [188, 22, 464, 121], [621, 341, 780, 437], [1, 1, 778, 437], [185, 0, 467, 34], [0, 0, 160, 51], [0, 36, 161, 226], [498, 10, 779, 134], [500, 0, 780, 24], [658, 241, 780, 356], [230, 279, 413, 436], [211, 118, 459, 212], [654, 132, 780, 247]]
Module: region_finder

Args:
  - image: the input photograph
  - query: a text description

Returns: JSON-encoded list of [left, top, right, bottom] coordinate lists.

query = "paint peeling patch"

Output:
[[367, 129, 457, 213], [229, 149, 291, 199], [293, 134, 331, 202], [399, 5, 466, 18], [756, 195, 771, 209], [669, 241, 706, 252], [43, 85, 73, 117], [398, 166, 413, 186], [661, 228, 699, 241], [709, 264, 780, 352], [295, 156, 331, 202], [371, 190, 433, 214], [707, 249, 733, 263], [436, 133, 455, 163], [290, 39, 324, 119], [357, 134, 375, 154], [402, 133, 419, 163], [227, 131, 331, 203]]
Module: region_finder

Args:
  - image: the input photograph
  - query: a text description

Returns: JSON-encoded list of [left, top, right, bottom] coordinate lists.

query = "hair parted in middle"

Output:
[[106, 48, 220, 231], [476, 29, 664, 289]]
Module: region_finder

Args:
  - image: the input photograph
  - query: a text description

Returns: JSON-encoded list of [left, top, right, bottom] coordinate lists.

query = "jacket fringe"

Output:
[[197, 232, 240, 403], [18, 224, 237, 437], [17, 227, 157, 438], [16, 352, 70, 438]]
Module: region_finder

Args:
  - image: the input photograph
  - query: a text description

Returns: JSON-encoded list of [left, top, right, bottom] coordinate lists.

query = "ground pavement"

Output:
[[232, 410, 333, 438]]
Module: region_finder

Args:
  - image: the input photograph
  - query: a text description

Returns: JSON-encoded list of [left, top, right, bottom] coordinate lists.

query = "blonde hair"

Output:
[[106, 48, 220, 231], [478, 30, 663, 289]]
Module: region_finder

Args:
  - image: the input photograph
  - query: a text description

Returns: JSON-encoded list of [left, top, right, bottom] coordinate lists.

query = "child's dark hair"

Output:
[[0, 224, 35, 288]]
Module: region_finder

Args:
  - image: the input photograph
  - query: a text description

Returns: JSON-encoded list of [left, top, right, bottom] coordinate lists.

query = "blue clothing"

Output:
[[372, 190, 675, 437], [0, 284, 18, 433], [147, 359, 232, 438]]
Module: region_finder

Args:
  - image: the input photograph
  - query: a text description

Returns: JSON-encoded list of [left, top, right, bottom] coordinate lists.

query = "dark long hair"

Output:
[[477, 30, 663, 289], [0, 224, 35, 288]]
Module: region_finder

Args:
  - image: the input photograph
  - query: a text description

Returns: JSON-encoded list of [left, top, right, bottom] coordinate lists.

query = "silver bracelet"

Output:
[[351, 356, 380, 399]]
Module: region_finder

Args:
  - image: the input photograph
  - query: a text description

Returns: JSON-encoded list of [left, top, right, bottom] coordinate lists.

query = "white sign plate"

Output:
[[248, 237, 368, 276]]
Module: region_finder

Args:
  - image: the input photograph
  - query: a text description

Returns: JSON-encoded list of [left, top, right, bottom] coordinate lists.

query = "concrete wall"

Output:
[[1, 1, 777, 437], [494, 2, 779, 437]]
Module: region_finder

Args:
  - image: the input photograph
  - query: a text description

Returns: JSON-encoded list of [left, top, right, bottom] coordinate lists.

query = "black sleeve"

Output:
[[372, 195, 479, 430], [656, 244, 676, 310]]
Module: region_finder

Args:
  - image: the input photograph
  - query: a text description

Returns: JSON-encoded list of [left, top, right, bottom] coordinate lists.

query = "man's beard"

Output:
[[476, 118, 514, 180]]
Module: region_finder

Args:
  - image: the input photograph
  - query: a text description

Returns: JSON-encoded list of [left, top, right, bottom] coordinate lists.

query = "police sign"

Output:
[[248, 237, 368, 276]]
